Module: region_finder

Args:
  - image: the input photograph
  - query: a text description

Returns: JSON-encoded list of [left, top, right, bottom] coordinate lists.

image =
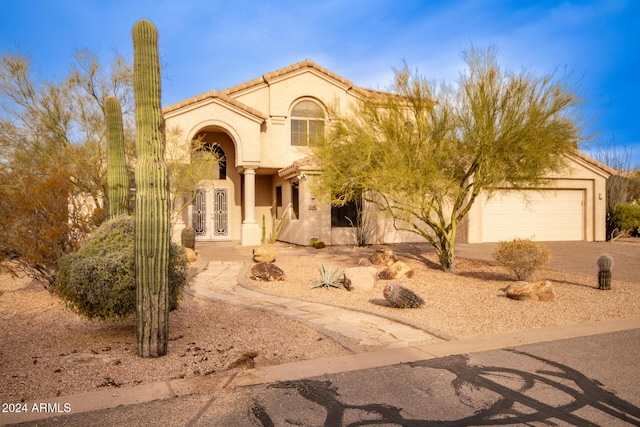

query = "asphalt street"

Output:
[[9, 328, 639, 426]]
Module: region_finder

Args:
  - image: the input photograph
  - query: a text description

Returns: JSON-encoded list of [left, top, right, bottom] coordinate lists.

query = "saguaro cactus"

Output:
[[133, 19, 170, 358], [105, 96, 129, 218], [597, 254, 613, 290]]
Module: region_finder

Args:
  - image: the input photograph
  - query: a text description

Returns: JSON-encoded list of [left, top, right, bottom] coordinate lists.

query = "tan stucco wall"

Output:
[[165, 100, 263, 167], [164, 67, 362, 245], [232, 70, 358, 170]]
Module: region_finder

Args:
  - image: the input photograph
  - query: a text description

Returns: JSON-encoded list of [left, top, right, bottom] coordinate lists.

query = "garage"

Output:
[[481, 189, 585, 242]]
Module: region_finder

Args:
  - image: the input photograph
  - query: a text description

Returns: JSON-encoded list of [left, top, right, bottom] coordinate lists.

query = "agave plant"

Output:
[[310, 263, 343, 289]]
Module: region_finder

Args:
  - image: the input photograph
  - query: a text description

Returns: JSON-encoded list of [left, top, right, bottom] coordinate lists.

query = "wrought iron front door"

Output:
[[192, 187, 230, 241], [212, 188, 229, 239], [192, 189, 207, 236]]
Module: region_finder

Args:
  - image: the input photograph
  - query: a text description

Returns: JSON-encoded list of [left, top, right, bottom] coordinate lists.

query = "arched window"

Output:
[[291, 100, 325, 146], [194, 142, 226, 180]]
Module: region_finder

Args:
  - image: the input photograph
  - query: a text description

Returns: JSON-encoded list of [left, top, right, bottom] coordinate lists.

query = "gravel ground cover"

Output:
[[1, 243, 638, 402], [244, 244, 640, 339]]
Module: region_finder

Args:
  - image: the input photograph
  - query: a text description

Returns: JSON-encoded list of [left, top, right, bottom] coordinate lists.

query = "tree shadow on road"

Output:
[[251, 350, 640, 426]]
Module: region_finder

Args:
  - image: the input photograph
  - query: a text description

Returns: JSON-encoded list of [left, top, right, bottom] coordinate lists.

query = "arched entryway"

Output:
[[189, 129, 238, 242]]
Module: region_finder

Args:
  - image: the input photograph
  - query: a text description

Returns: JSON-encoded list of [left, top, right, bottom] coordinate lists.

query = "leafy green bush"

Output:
[[492, 238, 551, 281], [55, 216, 187, 320], [611, 202, 640, 236]]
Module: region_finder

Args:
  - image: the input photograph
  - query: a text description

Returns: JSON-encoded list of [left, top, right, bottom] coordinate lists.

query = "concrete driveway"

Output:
[[455, 240, 640, 283]]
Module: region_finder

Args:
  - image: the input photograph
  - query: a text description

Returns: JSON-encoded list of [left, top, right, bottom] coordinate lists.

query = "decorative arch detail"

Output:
[[187, 119, 242, 167]]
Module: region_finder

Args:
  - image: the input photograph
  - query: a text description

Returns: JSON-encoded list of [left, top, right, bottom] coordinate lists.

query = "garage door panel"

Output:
[[482, 190, 584, 242]]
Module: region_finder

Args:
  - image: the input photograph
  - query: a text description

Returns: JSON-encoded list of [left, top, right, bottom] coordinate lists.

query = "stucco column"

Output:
[[241, 166, 261, 246], [243, 167, 257, 224]]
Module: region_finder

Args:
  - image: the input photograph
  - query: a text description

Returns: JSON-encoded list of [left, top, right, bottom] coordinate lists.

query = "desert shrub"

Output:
[[611, 202, 640, 236], [492, 238, 551, 281], [55, 215, 187, 320], [0, 172, 77, 286]]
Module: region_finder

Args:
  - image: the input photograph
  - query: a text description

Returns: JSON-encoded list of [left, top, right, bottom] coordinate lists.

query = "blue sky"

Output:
[[1, 0, 638, 167]]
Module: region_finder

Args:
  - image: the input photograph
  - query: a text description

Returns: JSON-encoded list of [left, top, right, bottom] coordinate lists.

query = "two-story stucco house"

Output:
[[163, 60, 614, 247]]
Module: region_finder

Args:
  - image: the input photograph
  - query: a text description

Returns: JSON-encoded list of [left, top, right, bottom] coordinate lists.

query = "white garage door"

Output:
[[482, 190, 584, 242]]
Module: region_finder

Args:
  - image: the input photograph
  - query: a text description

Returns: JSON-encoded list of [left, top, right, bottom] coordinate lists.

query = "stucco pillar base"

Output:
[[172, 217, 187, 245], [241, 223, 262, 247]]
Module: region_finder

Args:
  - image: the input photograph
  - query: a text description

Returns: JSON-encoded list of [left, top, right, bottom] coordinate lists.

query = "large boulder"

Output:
[[504, 281, 556, 301], [379, 261, 414, 280], [250, 262, 285, 281], [343, 266, 378, 291], [253, 246, 277, 263], [383, 283, 425, 308], [369, 248, 397, 266]]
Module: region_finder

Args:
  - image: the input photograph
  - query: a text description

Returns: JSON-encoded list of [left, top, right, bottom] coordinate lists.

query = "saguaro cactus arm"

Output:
[[105, 95, 129, 218]]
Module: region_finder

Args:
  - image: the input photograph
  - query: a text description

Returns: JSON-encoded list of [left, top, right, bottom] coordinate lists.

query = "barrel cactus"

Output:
[[133, 19, 170, 358], [383, 283, 425, 308], [181, 226, 195, 250], [105, 96, 130, 218], [597, 254, 613, 290]]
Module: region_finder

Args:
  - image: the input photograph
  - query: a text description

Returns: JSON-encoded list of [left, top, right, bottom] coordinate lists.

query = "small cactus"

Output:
[[383, 283, 424, 308], [597, 254, 613, 290], [181, 227, 195, 250]]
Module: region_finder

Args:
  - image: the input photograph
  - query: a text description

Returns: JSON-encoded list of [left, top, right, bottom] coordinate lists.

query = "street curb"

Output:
[[229, 317, 640, 387]]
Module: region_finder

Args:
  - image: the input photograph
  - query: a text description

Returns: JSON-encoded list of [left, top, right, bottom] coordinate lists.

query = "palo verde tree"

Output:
[[314, 46, 581, 273], [133, 19, 170, 358]]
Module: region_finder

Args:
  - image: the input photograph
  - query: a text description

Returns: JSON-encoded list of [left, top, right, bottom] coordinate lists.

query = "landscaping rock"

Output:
[[383, 283, 425, 308], [379, 261, 414, 280], [369, 248, 397, 266], [250, 262, 285, 281], [253, 246, 277, 263], [504, 280, 556, 301], [343, 266, 378, 291], [357, 257, 372, 266], [184, 247, 197, 263]]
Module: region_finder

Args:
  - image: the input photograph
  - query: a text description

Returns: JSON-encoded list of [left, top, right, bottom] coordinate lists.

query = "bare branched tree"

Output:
[[0, 49, 133, 283], [591, 134, 633, 238]]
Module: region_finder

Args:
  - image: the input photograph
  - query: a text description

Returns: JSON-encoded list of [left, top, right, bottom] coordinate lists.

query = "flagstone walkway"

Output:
[[188, 260, 444, 352]]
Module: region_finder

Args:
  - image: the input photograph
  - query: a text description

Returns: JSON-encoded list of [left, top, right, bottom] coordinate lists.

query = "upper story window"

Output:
[[291, 100, 325, 146]]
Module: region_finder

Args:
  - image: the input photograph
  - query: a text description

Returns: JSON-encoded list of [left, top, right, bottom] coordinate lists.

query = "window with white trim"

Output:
[[291, 100, 325, 146]]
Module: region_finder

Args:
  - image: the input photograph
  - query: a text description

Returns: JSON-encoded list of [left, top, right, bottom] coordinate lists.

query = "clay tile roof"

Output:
[[223, 59, 366, 96], [278, 155, 321, 179], [163, 59, 388, 116], [571, 149, 617, 176], [162, 89, 268, 121]]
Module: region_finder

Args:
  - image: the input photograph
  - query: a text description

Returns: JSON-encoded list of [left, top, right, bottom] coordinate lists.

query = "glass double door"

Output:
[[192, 187, 230, 241]]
